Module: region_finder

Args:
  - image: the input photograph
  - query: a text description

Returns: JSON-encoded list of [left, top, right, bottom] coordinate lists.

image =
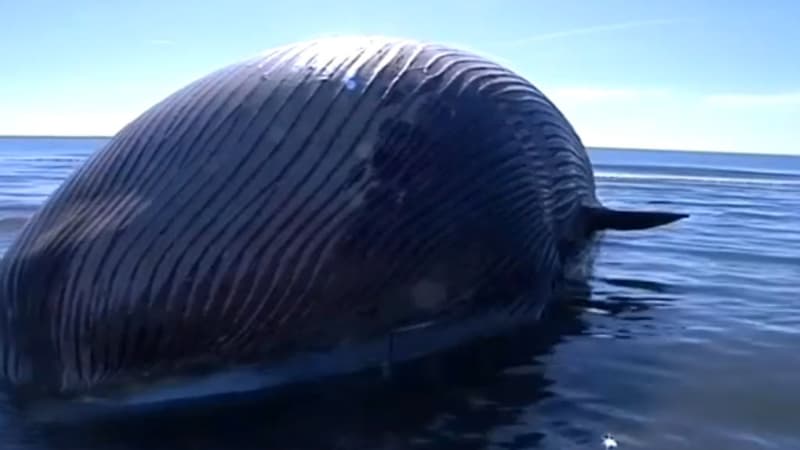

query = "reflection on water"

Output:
[[0, 273, 675, 450]]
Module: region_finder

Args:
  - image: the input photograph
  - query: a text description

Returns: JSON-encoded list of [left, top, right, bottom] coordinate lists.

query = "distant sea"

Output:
[[0, 137, 799, 450]]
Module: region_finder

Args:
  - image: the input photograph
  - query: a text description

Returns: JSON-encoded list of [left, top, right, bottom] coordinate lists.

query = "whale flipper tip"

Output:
[[585, 205, 689, 233]]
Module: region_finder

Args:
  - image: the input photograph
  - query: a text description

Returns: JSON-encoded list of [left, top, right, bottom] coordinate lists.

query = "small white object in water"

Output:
[[603, 433, 618, 449]]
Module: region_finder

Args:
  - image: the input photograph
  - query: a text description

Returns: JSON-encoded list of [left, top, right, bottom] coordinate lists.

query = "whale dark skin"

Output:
[[0, 36, 687, 416]]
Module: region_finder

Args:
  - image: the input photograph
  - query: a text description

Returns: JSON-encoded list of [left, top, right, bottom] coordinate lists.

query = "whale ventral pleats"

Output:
[[0, 36, 693, 410]]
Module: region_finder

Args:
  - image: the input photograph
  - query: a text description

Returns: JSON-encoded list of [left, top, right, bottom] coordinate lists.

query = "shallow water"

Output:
[[0, 138, 798, 449]]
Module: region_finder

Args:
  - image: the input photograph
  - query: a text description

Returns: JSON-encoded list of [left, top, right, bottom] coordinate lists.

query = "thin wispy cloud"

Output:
[[146, 39, 175, 46], [547, 87, 668, 103], [498, 18, 691, 47], [703, 91, 800, 107]]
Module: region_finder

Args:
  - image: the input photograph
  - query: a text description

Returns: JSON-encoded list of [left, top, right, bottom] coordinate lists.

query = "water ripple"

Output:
[[0, 142, 799, 449]]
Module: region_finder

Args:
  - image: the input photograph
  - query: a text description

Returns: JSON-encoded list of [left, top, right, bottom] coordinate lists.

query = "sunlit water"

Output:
[[0, 138, 798, 450]]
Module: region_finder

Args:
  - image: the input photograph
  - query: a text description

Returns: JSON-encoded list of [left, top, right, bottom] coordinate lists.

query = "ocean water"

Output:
[[0, 137, 798, 450]]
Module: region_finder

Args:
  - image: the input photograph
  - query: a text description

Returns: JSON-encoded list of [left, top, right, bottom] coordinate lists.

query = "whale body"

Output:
[[0, 36, 687, 414]]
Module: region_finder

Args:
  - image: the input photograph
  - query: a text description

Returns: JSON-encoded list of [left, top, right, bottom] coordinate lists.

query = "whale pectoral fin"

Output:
[[584, 205, 689, 233]]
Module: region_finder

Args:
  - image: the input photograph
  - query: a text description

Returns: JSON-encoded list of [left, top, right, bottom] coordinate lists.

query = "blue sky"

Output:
[[1, 0, 798, 154]]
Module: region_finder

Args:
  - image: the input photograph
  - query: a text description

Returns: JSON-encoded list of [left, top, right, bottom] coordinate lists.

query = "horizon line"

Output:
[[0, 135, 796, 157]]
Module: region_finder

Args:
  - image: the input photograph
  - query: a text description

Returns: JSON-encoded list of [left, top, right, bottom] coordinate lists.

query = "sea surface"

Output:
[[0, 137, 798, 450]]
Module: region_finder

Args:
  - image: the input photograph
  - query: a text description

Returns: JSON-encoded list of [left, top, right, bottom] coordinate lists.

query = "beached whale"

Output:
[[0, 36, 687, 415]]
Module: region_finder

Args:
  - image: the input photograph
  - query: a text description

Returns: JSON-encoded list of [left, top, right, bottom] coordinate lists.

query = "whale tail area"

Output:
[[584, 205, 689, 233]]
